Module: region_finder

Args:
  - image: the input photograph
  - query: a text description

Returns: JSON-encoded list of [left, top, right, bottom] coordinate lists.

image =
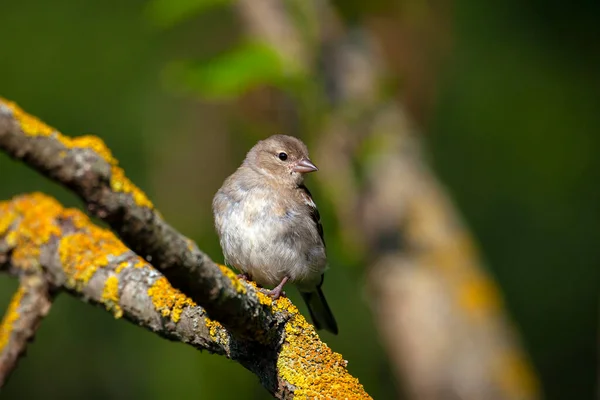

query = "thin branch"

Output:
[[0, 193, 369, 399], [0, 272, 53, 387], [0, 97, 277, 339]]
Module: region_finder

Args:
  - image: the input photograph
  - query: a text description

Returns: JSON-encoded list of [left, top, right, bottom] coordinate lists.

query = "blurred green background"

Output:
[[0, 0, 597, 399]]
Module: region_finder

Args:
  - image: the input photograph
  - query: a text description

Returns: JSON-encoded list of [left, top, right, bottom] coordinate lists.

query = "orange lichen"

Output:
[[275, 297, 370, 398], [102, 275, 123, 319], [109, 166, 154, 209], [4, 193, 62, 271], [0, 193, 133, 288], [0, 287, 25, 353], [147, 277, 196, 323], [271, 296, 296, 314], [218, 264, 246, 294], [59, 225, 130, 290], [0, 205, 17, 237], [458, 273, 502, 319], [68, 135, 117, 165], [236, 278, 272, 306], [256, 291, 273, 307], [65, 135, 153, 209], [205, 317, 229, 346], [60, 208, 93, 230], [0, 98, 55, 137], [0, 98, 154, 210]]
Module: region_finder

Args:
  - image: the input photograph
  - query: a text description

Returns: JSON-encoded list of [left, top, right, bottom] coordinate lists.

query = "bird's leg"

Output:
[[237, 273, 251, 281], [264, 276, 289, 299]]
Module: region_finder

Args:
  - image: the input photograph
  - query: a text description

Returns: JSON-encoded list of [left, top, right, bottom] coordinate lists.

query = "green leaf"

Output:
[[164, 42, 292, 99], [145, 0, 231, 28]]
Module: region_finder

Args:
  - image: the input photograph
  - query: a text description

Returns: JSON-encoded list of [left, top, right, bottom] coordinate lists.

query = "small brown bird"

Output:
[[212, 135, 338, 334]]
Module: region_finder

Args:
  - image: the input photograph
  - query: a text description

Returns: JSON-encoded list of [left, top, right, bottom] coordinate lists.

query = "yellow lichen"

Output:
[[0, 287, 25, 353], [68, 135, 117, 165], [147, 277, 196, 323], [0, 98, 55, 137], [115, 261, 129, 274], [67, 135, 153, 209], [458, 273, 502, 319], [102, 275, 123, 319], [66, 135, 153, 209], [218, 264, 247, 295], [276, 297, 370, 398], [0, 98, 154, 210], [0, 205, 17, 237], [0, 194, 75, 274], [3, 193, 62, 271], [109, 166, 154, 209], [496, 349, 539, 399], [236, 277, 271, 306], [256, 291, 273, 307], [58, 225, 130, 290], [60, 208, 94, 230], [205, 317, 229, 346]]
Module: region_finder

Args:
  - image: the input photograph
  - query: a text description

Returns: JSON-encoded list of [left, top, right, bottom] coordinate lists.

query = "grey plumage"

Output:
[[212, 135, 338, 334]]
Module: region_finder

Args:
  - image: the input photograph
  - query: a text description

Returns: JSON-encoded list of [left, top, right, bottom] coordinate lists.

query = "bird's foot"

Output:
[[261, 276, 289, 300], [237, 273, 251, 281], [262, 288, 287, 299]]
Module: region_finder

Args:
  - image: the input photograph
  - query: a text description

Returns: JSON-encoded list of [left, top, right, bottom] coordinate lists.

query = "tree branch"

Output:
[[0, 272, 53, 387], [0, 97, 279, 339], [0, 193, 369, 398]]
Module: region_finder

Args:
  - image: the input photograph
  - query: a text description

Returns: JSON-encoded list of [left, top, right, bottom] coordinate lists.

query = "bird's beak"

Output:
[[293, 157, 318, 173]]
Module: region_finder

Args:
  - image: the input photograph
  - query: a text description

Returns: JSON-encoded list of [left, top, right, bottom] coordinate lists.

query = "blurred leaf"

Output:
[[163, 42, 289, 99], [145, 0, 231, 28]]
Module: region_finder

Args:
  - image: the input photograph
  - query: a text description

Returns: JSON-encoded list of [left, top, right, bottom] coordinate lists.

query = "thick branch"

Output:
[[0, 193, 369, 398], [0, 272, 52, 387], [0, 98, 276, 339]]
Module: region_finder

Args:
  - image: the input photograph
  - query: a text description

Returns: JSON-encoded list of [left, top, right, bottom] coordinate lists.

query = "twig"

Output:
[[0, 193, 369, 399], [0, 273, 53, 387]]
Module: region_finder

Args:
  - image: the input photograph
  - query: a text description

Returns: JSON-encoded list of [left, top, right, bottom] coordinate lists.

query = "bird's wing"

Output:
[[298, 184, 325, 248]]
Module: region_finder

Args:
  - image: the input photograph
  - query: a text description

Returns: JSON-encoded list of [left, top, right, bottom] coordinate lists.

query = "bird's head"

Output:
[[245, 134, 318, 186]]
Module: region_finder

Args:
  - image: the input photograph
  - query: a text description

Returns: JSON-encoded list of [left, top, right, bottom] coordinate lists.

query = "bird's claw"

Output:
[[237, 273, 251, 281], [260, 287, 286, 300]]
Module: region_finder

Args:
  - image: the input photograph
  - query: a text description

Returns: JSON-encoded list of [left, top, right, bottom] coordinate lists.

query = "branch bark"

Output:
[[0, 97, 275, 339], [0, 272, 53, 387], [0, 192, 368, 398]]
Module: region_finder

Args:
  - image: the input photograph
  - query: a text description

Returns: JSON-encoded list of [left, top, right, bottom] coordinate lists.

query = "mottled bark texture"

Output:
[[0, 273, 53, 386], [0, 101, 370, 399], [235, 1, 539, 399]]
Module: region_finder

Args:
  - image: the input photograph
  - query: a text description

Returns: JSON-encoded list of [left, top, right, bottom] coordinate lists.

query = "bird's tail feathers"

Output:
[[301, 288, 338, 335]]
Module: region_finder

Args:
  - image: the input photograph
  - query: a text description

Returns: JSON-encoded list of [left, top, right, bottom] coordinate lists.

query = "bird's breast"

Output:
[[214, 188, 325, 288]]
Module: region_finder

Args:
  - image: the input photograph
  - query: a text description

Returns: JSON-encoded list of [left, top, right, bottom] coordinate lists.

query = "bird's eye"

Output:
[[278, 152, 288, 161]]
